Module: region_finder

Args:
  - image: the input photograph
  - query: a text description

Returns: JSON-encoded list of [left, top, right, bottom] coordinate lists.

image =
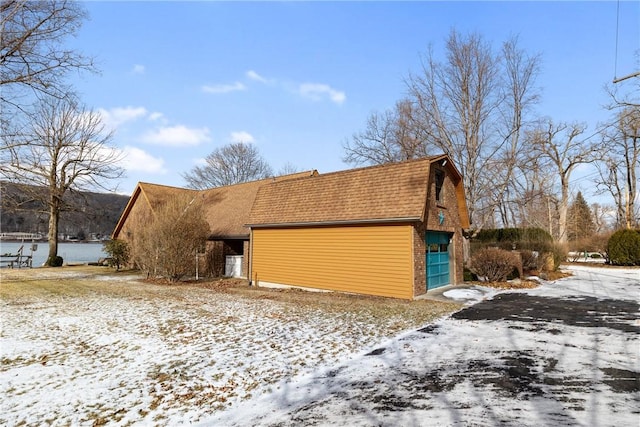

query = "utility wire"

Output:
[[614, 0, 620, 80]]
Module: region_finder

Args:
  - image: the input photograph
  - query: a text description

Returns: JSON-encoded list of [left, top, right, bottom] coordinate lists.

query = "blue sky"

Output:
[[72, 1, 639, 199]]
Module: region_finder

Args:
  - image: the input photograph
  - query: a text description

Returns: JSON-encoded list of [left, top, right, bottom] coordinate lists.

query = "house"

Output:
[[111, 171, 316, 277], [247, 155, 470, 299], [113, 155, 469, 299]]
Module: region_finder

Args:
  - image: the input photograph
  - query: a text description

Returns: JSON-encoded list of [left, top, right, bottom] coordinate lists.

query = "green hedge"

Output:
[[471, 227, 564, 271], [474, 227, 553, 244], [607, 229, 640, 266], [471, 227, 555, 254]]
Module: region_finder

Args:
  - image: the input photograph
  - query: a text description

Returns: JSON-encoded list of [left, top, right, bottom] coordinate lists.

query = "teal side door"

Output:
[[426, 232, 451, 290]]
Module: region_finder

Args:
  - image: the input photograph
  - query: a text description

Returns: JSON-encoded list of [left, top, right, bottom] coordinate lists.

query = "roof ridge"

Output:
[[292, 155, 443, 181], [138, 181, 196, 191], [199, 170, 317, 191]]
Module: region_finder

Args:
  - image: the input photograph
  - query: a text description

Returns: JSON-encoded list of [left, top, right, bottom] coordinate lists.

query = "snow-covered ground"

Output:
[[1, 265, 638, 426], [208, 265, 640, 426], [0, 269, 453, 426]]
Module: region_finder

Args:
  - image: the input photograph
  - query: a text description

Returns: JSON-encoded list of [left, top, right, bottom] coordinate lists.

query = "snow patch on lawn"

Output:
[[207, 265, 640, 426], [0, 277, 443, 426], [2, 265, 637, 426]]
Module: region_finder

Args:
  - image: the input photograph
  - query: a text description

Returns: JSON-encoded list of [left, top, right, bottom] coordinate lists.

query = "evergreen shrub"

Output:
[[47, 255, 64, 267], [103, 239, 130, 271], [471, 227, 561, 271], [607, 229, 640, 266]]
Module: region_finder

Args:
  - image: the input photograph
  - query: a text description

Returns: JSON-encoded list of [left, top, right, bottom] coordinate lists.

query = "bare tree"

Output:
[[130, 193, 210, 281], [344, 31, 541, 229], [491, 37, 541, 227], [0, 94, 123, 266], [343, 99, 425, 165], [277, 162, 301, 176], [596, 107, 640, 229], [590, 203, 613, 234], [408, 31, 502, 228], [1, 0, 94, 107], [183, 142, 273, 189], [493, 150, 554, 233], [528, 120, 598, 243]]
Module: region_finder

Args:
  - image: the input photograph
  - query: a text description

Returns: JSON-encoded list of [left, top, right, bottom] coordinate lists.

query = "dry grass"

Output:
[[0, 267, 151, 299], [464, 269, 573, 289], [474, 279, 541, 289], [1, 265, 463, 425], [144, 274, 462, 327], [1, 267, 462, 350]]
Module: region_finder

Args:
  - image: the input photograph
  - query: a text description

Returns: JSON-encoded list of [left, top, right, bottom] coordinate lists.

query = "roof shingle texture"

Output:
[[249, 158, 434, 226], [138, 171, 315, 238]]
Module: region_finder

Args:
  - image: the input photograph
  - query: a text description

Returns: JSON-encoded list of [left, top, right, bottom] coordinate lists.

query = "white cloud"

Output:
[[148, 112, 164, 122], [298, 83, 346, 104], [202, 82, 246, 94], [141, 125, 211, 147], [229, 131, 255, 144], [120, 146, 166, 173], [131, 64, 145, 75], [246, 70, 268, 83], [98, 106, 148, 130]]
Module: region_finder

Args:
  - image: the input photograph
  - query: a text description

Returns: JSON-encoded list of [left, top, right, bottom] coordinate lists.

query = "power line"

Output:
[[612, 0, 640, 83], [614, 0, 620, 80]]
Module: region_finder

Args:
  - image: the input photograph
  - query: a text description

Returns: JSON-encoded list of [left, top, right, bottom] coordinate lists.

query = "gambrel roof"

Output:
[[113, 155, 470, 241], [248, 155, 470, 228]]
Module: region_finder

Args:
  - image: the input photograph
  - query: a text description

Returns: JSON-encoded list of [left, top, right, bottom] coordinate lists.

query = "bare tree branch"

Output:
[[344, 30, 541, 230], [595, 107, 640, 228], [182, 142, 273, 189], [528, 119, 597, 243], [0, 94, 123, 265], [0, 0, 95, 102]]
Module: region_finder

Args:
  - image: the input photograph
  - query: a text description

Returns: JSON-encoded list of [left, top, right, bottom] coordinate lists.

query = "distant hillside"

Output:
[[0, 182, 130, 240]]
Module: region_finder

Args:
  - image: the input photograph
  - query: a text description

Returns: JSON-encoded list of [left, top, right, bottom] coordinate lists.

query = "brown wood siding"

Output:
[[251, 224, 414, 299]]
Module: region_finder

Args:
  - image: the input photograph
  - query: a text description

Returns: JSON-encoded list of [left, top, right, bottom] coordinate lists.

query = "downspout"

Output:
[[248, 228, 253, 286]]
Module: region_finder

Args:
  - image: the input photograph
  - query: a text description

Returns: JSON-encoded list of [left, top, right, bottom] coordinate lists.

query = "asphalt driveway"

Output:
[[210, 265, 640, 426]]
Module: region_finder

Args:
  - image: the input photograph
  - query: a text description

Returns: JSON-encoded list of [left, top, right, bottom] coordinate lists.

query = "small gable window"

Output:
[[435, 169, 445, 203]]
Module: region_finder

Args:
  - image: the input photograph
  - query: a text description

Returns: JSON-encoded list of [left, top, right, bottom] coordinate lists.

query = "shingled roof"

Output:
[[248, 155, 464, 227], [112, 182, 197, 239], [201, 171, 315, 238], [112, 171, 317, 240]]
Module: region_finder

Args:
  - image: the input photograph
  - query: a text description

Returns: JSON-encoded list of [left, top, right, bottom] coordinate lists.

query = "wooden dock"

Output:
[[0, 247, 33, 268]]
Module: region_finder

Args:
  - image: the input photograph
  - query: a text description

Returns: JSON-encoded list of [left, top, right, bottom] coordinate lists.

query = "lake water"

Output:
[[0, 241, 107, 267]]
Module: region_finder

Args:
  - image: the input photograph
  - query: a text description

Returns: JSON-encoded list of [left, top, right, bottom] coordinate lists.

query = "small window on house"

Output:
[[435, 169, 445, 203]]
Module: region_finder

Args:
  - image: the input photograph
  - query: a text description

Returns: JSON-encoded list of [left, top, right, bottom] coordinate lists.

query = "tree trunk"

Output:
[[46, 196, 60, 266], [558, 178, 569, 244]]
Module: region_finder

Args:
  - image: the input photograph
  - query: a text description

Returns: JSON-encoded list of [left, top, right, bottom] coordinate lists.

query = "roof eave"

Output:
[[111, 184, 142, 239], [207, 234, 250, 240], [247, 217, 422, 229]]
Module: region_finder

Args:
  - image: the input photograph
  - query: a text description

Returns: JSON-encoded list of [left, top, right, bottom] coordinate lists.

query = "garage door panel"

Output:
[[252, 225, 413, 299]]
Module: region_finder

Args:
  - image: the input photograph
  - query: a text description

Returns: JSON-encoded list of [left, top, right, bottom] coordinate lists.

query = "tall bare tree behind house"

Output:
[[344, 31, 541, 229], [182, 142, 273, 189]]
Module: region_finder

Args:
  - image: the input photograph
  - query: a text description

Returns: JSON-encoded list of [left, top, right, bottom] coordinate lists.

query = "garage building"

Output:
[[247, 155, 470, 299]]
